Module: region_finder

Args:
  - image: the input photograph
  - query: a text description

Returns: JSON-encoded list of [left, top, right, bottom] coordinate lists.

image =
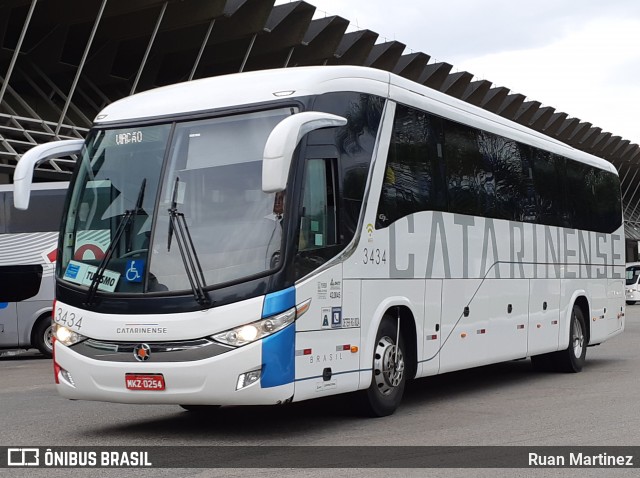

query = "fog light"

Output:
[[59, 368, 76, 387], [236, 369, 261, 390]]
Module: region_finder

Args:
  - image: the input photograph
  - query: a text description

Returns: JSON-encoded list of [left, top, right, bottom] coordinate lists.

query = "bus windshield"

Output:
[[59, 107, 295, 295], [626, 266, 640, 286]]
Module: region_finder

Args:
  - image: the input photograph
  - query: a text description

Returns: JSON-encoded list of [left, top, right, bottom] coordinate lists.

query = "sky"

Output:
[[275, 0, 640, 145]]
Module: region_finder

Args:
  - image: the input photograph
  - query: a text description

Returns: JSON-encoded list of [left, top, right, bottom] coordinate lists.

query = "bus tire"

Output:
[[626, 301, 636, 305], [33, 317, 53, 358], [359, 316, 406, 417], [179, 405, 220, 413], [551, 304, 587, 373]]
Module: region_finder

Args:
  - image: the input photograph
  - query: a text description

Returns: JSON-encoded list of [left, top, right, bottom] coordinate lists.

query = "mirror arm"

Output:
[[14, 139, 84, 209], [262, 112, 347, 193]]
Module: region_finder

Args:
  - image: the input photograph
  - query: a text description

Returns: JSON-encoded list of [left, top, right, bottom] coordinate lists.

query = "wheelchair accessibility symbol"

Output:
[[125, 260, 145, 283]]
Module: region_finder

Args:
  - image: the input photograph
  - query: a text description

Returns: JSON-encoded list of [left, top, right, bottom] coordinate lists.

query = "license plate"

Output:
[[125, 374, 165, 391]]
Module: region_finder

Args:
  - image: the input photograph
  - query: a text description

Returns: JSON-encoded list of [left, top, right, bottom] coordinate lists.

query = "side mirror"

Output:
[[13, 139, 84, 209], [262, 112, 347, 193]]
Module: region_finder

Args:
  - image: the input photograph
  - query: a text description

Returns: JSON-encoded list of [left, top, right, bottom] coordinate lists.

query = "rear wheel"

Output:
[[358, 316, 406, 417], [551, 305, 587, 373], [33, 317, 53, 358]]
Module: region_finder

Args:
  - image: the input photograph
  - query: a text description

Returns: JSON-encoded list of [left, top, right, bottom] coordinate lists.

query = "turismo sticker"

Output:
[[63, 260, 120, 292]]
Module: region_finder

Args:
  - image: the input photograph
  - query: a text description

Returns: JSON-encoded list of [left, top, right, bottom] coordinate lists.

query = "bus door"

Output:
[[292, 148, 361, 401]]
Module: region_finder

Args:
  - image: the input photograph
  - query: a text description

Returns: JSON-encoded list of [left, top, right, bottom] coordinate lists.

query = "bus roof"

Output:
[[94, 66, 616, 174]]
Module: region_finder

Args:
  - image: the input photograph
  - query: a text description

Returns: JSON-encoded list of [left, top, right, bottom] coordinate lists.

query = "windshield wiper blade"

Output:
[[85, 179, 146, 306], [167, 177, 211, 306], [167, 176, 178, 253], [126, 178, 146, 252]]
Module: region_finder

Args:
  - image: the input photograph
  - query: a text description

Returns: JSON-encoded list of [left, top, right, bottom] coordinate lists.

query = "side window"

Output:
[[0, 265, 43, 301], [477, 133, 532, 222], [5, 188, 66, 233], [298, 159, 338, 251], [593, 169, 622, 233], [295, 158, 342, 279], [565, 159, 592, 230], [376, 104, 445, 228], [310, 92, 385, 243], [443, 120, 494, 217], [531, 151, 566, 227]]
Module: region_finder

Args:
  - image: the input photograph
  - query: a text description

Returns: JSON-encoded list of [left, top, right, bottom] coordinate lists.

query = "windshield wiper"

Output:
[[126, 178, 146, 252], [85, 178, 146, 306], [167, 177, 211, 306]]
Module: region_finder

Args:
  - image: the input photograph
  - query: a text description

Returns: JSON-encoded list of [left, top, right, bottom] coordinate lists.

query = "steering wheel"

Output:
[[120, 249, 148, 259]]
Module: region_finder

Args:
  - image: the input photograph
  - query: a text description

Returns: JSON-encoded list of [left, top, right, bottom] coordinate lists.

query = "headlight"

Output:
[[212, 299, 311, 347], [53, 323, 87, 346]]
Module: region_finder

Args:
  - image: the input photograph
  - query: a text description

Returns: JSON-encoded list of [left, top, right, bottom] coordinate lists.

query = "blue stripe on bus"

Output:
[[261, 286, 296, 318], [261, 323, 295, 388], [0, 302, 8, 309]]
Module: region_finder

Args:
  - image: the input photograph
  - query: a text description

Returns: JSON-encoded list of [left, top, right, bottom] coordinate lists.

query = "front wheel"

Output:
[[552, 305, 587, 373], [33, 318, 53, 358], [358, 316, 406, 417]]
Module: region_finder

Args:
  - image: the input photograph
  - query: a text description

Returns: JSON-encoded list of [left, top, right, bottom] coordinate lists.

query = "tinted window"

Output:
[[478, 133, 533, 222], [531, 151, 566, 227], [0, 265, 43, 301], [372, 103, 621, 234], [443, 120, 495, 217], [5, 188, 66, 233], [376, 104, 445, 228], [311, 92, 384, 243], [593, 168, 623, 232], [564, 159, 590, 230]]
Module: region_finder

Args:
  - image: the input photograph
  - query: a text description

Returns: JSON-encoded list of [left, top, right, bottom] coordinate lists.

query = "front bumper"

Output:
[[625, 289, 640, 302], [54, 339, 293, 406]]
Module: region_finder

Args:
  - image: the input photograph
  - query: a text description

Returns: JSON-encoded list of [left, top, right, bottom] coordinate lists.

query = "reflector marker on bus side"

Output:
[[460, 332, 467, 338], [295, 349, 313, 356], [517, 324, 525, 329], [476, 329, 486, 334], [336, 345, 350, 352], [552, 320, 558, 325], [426, 334, 438, 340], [536, 324, 542, 328]]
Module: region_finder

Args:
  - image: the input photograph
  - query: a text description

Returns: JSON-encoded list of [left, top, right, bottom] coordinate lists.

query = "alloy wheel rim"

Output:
[[45, 326, 53, 352], [572, 314, 584, 358], [373, 336, 405, 395]]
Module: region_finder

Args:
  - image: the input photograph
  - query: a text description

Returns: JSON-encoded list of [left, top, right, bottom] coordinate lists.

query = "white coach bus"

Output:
[[0, 182, 67, 357], [14, 66, 624, 416]]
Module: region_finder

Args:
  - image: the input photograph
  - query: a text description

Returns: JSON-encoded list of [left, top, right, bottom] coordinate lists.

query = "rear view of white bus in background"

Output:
[[0, 182, 67, 357]]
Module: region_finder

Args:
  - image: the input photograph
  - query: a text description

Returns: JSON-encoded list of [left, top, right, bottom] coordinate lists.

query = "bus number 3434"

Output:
[[363, 248, 386, 265], [55, 308, 83, 330]]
